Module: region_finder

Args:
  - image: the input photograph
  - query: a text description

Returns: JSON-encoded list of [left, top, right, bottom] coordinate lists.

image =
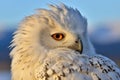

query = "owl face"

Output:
[[32, 4, 88, 54], [38, 23, 83, 53]]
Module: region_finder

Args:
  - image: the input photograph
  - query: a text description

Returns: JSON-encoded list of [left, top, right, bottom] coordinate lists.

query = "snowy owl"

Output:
[[10, 4, 120, 80]]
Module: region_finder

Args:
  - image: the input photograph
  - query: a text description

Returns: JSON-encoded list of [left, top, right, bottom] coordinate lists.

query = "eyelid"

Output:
[[51, 32, 66, 36]]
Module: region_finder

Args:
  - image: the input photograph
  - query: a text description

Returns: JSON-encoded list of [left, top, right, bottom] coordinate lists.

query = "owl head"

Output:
[[10, 4, 95, 57]]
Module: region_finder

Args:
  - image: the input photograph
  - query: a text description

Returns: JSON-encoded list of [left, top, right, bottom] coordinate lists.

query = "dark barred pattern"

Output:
[[35, 54, 120, 80]]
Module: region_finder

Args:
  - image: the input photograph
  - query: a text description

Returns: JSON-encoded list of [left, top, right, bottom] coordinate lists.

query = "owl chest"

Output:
[[34, 54, 91, 80]]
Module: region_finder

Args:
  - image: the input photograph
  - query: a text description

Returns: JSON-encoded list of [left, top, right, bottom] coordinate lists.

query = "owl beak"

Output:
[[68, 39, 83, 54], [75, 40, 83, 54]]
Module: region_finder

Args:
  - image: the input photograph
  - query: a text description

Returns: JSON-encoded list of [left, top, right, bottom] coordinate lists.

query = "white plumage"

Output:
[[10, 4, 120, 80]]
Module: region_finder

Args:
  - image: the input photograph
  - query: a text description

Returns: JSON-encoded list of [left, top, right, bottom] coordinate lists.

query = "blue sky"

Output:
[[0, 0, 120, 27]]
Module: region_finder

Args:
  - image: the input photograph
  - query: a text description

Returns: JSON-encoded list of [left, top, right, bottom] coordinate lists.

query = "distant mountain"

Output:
[[89, 22, 120, 44], [89, 21, 120, 62]]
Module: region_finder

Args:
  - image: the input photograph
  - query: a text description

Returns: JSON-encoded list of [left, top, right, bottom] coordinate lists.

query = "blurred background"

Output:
[[0, 0, 120, 80]]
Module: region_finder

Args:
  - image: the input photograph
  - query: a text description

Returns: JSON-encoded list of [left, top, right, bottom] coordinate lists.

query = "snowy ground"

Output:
[[0, 71, 11, 80]]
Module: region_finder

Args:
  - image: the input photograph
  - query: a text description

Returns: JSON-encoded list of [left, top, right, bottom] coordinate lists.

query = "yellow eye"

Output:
[[51, 33, 65, 41]]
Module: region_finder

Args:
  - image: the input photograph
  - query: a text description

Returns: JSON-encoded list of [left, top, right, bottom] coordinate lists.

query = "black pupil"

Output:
[[56, 34, 61, 38]]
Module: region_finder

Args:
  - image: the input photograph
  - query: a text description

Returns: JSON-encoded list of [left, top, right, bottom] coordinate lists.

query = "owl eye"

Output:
[[51, 33, 65, 41]]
